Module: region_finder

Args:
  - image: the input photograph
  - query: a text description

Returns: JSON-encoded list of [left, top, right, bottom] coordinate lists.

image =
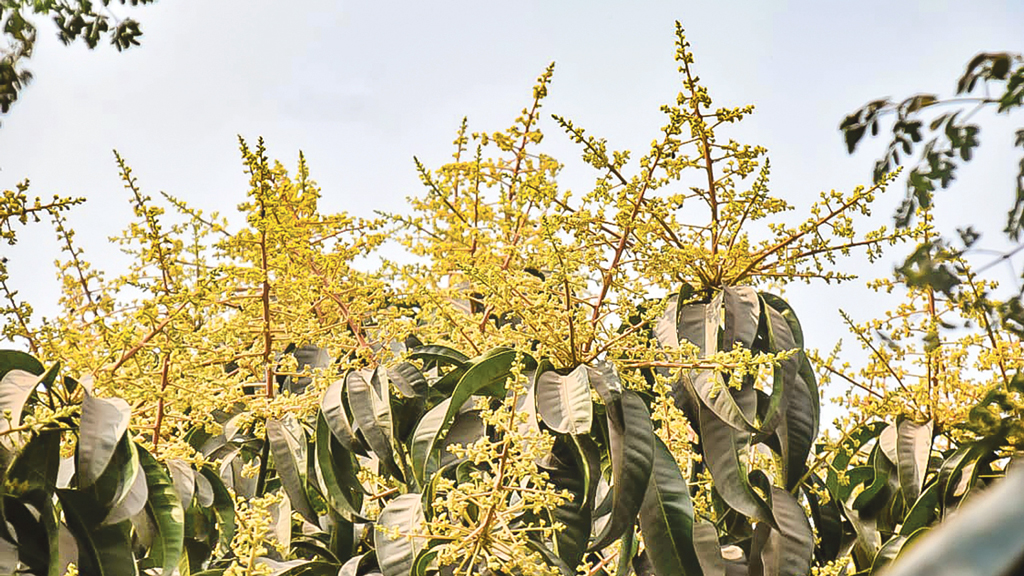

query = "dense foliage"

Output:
[[0, 23, 1022, 576]]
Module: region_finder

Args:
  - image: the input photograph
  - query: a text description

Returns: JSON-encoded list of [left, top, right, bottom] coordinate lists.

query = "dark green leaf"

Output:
[[375, 494, 425, 576], [78, 392, 131, 489], [57, 489, 138, 576], [590, 390, 655, 551], [535, 363, 593, 435], [895, 419, 933, 505], [638, 436, 702, 576], [698, 408, 775, 528], [137, 445, 185, 576], [266, 416, 319, 524]]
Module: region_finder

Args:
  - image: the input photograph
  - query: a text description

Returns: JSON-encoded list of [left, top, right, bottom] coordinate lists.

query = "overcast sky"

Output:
[[1, 1, 1022, 387]]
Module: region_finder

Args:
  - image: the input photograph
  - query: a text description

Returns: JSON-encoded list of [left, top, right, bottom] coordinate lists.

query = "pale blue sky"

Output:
[[0, 1, 1022, 386]]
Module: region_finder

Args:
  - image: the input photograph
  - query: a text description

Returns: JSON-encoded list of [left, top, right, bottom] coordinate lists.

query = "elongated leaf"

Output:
[[722, 286, 760, 351], [438, 409, 485, 469], [936, 440, 993, 510], [320, 377, 363, 454], [199, 466, 235, 555], [314, 413, 365, 522], [409, 345, 469, 366], [539, 435, 593, 569], [6, 426, 61, 490], [536, 363, 593, 435], [102, 448, 147, 525], [389, 362, 428, 399], [0, 350, 44, 378], [698, 408, 776, 528], [899, 482, 938, 536], [0, 368, 42, 447], [878, 469, 1024, 576], [79, 393, 131, 488], [165, 459, 195, 510], [347, 368, 403, 481], [266, 416, 318, 524], [805, 474, 843, 564], [421, 348, 526, 481], [590, 390, 655, 551], [749, 487, 813, 576], [410, 398, 451, 484], [691, 523, 725, 576], [586, 360, 623, 404], [775, 351, 817, 491], [136, 446, 185, 576], [4, 496, 51, 574], [638, 436, 702, 576], [825, 421, 887, 501], [375, 494, 425, 576], [895, 418, 933, 505], [58, 489, 138, 576]]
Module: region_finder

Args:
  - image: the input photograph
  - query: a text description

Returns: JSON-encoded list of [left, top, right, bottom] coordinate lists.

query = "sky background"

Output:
[[0, 1, 1022, 407]]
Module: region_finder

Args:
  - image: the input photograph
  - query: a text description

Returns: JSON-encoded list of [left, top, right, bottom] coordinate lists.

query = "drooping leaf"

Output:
[[389, 362, 428, 399], [0, 367, 43, 445], [638, 435, 702, 576], [535, 363, 593, 435], [313, 412, 365, 522], [895, 418, 933, 505], [586, 360, 623, 404], [375, 494, 425, 576], [78, 393, 131, 489], [698, 409, 776, 528], [199, 466, 235, 555], [590, 390, 655, 552], [748, 487, 813, 576], [58, 489, 138, 576], [165, 459, 195, 510], [722, 286, 760, 351], [410, 398, 452, 484], [691, 523, 726, 576], [346, 369, 403, 481], [266, 416, 319, 524], [538, 434, 593, 569], [137, 445, 185, 576], [320, 377, 363, 454]]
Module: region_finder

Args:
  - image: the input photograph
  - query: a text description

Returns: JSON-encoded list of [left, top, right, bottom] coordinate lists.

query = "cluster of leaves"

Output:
[[0, 20, 1022, 576], [1, 0, 153, 120]]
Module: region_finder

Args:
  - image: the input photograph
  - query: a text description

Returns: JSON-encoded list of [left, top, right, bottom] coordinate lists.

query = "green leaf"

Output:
[[266, 416, 319, 524], [6, 426, 61, 490], [347, 368, 404, 481], [137, 445, 185, 576], [535, 363, 593, 435], [409, 345, 469, 366], [416, 348, 527, 484], [825, 421, 887, 501], [895, 418, 933, 505], [314, 412, 365, 522], [590, 390, 655, 552], [78, 392, 131, 489], [0, 349, 44, 379], [389, 362, 428, 399], [900, 481, 939, 536], [698, 408, 776, 528], [691, 523, 725, 576], [585, 360, 623, 404], [638, 435, 702, 576], [57, 489, 138, 576], [410, 398, 451, 484], [722, 286, 760, 351], [375, 493, 425, 576], [320, 377, 363, 454], [748, 487, 813, 576], [539, 434, 594, 569], [199, 466, 235, 556], [0, 366, 44, 442], [101, 441, 146, 525]]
